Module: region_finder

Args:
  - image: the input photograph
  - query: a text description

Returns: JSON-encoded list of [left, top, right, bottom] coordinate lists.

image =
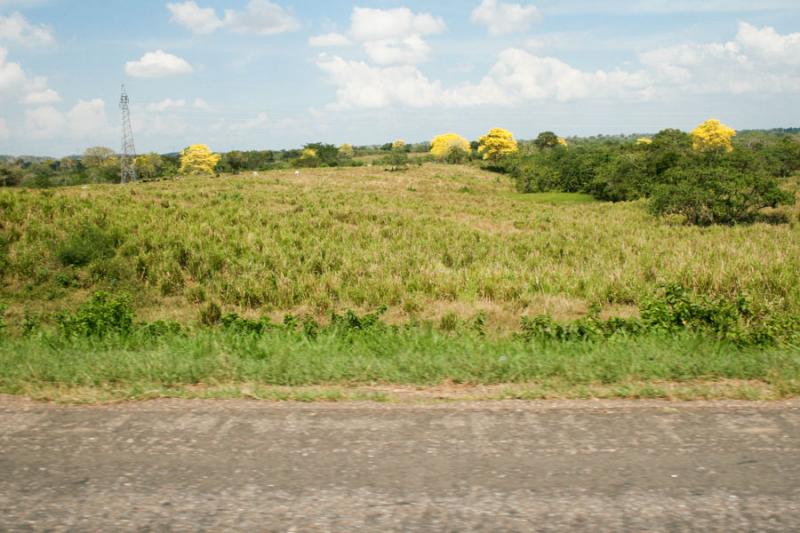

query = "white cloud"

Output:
[[363, 35, 431, 65], [66, 99, 111, 139], [0, 46, 25, 92], [223, 0, 299, 35], [0, 46, 60, 105], [318, 22, 800, 109], [337, 7, 446, 65], [471, 0, 541, 36], [640, 22, 800, 94], [134, 112, 188, 138], [317, 48, 651, 110], [0, 12, 54, 47], [25, 99, 112, 140], [24, 106, 63, 139], [167, 0, 299, 36], [23, 87, 60, 104], [146, 98, 187, 112], [166, 1, 223, 34], [237, 112, 269, 130], [125, 50, 193, 78], [349, 7, 444, 42], [316, 55, 446, 109], [193, 97, 211, 110], [0, 117, 9, 140], [309, 32, 352, 48]]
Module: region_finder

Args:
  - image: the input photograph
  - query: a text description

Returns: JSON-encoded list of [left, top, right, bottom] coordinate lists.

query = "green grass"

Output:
[[1, 328, 798, 402], [1, 164, 798, 334], [1, 164, 799, 402], [503, 191, 597, 204]]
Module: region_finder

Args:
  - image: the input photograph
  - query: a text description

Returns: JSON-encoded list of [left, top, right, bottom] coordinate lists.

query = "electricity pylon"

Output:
[[119, 85, 137, 183]]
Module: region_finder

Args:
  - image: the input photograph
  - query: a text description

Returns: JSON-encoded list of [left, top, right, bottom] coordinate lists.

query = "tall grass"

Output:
[[1, 165, 798, 331], [1, 329, 798, 397]]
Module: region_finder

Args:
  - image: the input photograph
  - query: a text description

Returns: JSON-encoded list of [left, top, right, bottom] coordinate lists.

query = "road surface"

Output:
[[1, 398, 799, 532]]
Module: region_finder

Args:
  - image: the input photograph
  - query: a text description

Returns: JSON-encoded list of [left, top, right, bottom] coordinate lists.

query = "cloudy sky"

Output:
[[1, 0, 799, 156]]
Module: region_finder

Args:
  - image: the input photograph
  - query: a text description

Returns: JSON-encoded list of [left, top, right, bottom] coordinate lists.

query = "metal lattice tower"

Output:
[[119, 85, 137, 184]]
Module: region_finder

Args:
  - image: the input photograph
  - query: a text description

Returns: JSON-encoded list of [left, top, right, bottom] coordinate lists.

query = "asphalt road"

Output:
[[1, 398, 799, 532]]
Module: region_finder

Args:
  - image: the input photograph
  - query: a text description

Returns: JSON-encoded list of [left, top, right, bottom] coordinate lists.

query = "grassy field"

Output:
[[1, 163, 799, 401]]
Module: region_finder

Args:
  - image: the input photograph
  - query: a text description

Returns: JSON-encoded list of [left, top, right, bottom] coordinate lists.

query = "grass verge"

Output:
[[1, 328, 798, 403]]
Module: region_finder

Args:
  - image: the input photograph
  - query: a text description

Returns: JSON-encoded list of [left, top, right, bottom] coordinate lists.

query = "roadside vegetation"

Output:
[[1, 123, 799, 401]]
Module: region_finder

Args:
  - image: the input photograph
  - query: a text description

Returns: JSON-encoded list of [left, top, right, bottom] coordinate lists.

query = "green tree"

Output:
[[221, 151, 247, 174], [82, 147, 120, 183], [385, 140, 409, 171], [0, 161, 24, 187], [134, 153, 165, 181], [534, 131, 560, 149], [650, 165, 793, 225]]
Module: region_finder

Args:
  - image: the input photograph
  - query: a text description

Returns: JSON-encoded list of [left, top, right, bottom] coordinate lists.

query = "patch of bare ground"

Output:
[[2, 380, 789, 405]]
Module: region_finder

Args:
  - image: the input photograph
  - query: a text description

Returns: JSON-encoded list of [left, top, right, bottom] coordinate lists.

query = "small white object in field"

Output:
[[253, 171, 258, 176], [81, 185, 88, 190], [295, 170, 300, 176]]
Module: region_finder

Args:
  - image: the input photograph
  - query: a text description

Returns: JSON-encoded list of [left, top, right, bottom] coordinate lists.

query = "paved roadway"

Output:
[[1, 398, 799, 532]]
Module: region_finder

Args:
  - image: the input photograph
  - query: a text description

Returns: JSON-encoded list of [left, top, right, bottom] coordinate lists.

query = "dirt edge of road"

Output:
[[1, 379, 797, 406]]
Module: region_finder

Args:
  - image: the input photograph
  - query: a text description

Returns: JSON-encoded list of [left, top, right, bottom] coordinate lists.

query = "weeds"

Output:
[[0, 165, 797, 329], [57, 291, 134, 337]]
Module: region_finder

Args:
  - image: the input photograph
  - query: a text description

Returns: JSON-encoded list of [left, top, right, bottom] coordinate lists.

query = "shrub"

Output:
[[518, 284, 797, 346], [56, 224, 120, 267], [138, 320, 182, 338], [58, 291, 134, 337], [444, 147, 470, 164], [519, 313, 642, 342], [199, 301, 222, 326], [330, 307, 387, 332], [649, 165, 793, 225], [220, 312, 274, 334]]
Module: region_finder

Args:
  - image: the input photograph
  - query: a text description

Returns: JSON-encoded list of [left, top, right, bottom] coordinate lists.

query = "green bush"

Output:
[[519, 285, 797, 346], [56, 224, 121, 267], [649, 165, 793, 225], [138, 320, 182, 338], [444, 147, 470, 164], [58, 291, 134, 337], [220, 312, 275, 335], [330, 307, 387, 332]]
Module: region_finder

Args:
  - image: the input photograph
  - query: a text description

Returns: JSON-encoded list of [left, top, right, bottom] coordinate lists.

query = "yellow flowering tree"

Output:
[[636, 137, 653, 146], [338, 144, 354, 158], [477, 128, 518, 163], [179, 144, 221, 176], [557, 137, 568, 147], [691, 119, 736, 153], [430, 133, 471, 162], [392, 139, 406, 151]]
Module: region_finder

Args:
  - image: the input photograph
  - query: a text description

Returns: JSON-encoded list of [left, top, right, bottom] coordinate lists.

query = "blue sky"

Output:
[[1, 0, 799, 156]]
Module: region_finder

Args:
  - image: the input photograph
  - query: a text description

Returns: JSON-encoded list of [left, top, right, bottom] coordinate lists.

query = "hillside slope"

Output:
[[1, 164, 799, 331]]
